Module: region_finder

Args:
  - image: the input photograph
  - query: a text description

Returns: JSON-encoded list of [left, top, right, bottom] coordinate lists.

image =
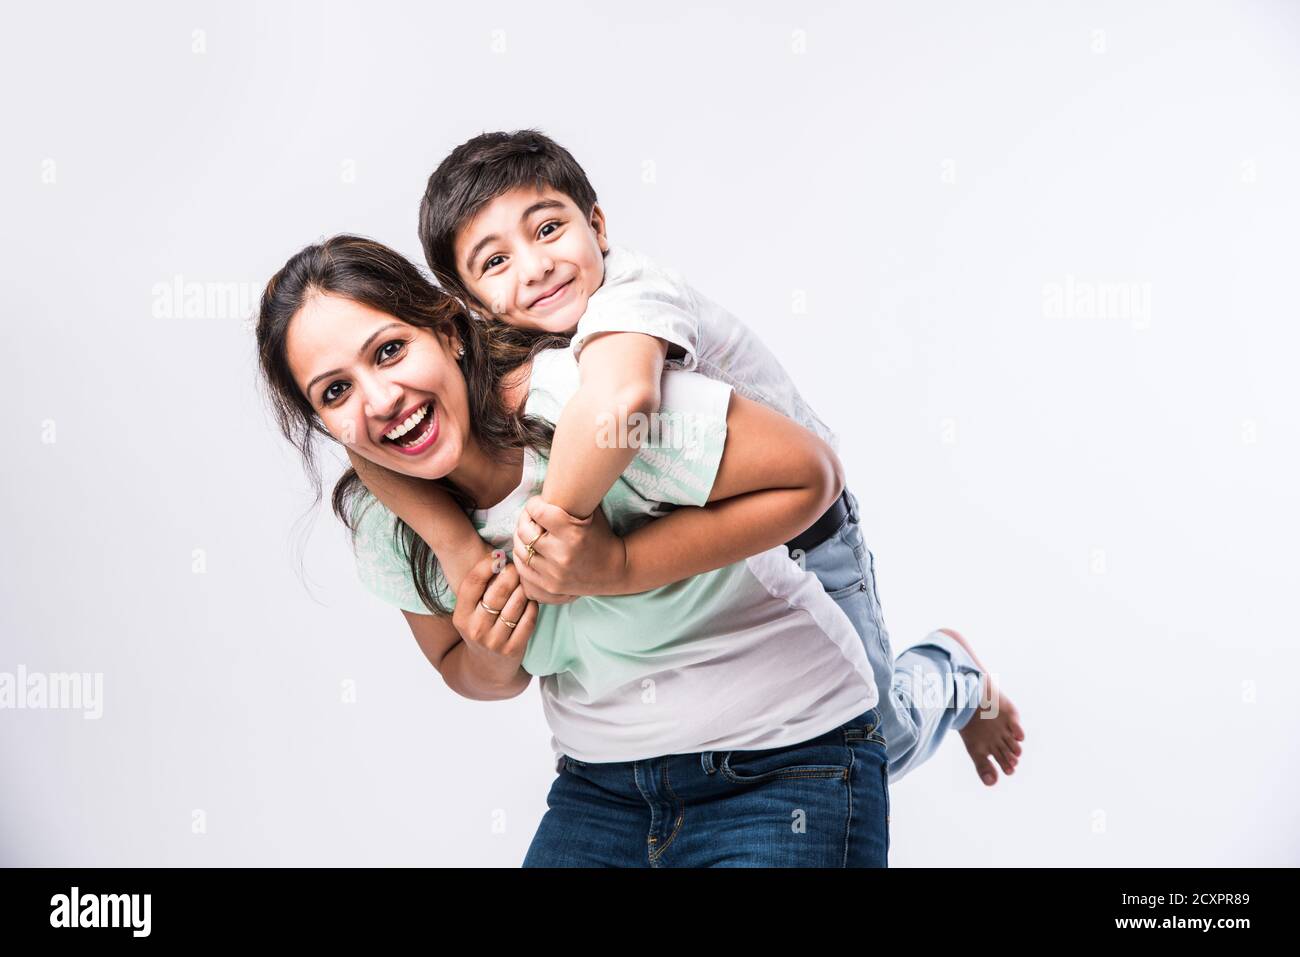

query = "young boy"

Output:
[[361, 129, 1023, 786]]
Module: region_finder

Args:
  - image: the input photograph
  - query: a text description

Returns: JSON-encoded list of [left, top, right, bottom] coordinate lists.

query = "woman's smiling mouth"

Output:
[[382, 401, 440, 454]]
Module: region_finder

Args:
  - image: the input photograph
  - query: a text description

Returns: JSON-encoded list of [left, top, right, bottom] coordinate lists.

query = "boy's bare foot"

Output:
[[938, 628, 1025, 787]]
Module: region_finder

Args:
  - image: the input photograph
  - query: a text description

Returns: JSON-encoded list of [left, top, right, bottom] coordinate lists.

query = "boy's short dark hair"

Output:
[[418, 129, 598, 301]]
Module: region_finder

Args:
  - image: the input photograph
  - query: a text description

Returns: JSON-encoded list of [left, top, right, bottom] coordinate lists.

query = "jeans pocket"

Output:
[[827, 578, 868, 600], [719, 731, 851, 784], [803, 525, 868, 596]]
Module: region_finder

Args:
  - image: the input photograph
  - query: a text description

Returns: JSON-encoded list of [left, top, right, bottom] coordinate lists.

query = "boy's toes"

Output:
[[994, 745, 1017, 776], [973, 753, 998, 786]]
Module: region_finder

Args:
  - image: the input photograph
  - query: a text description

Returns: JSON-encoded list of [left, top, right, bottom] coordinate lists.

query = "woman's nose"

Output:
[[361, 379, 404, 424]]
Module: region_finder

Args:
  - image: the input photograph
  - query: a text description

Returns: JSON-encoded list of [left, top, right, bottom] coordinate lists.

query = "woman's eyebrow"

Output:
[[306, 322, 404, 394]]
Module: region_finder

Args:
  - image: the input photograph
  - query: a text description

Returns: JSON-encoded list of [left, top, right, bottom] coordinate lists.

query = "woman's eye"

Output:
[[321, 340, 405, 406], [483, 254, 505, 272]]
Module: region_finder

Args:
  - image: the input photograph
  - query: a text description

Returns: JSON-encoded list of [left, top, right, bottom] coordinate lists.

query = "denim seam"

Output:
[[866, 550, 886, 631], [719, 761, 848, 784], [882, 762, 891, 856], [841, 733, 855, 867], [649, 762, 686, 862]]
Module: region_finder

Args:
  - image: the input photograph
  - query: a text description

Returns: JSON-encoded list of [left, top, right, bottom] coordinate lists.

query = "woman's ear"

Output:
[[436, 328, 464, 360]]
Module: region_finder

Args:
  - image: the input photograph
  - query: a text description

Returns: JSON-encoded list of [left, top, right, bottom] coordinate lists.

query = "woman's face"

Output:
[[285, 292, 471, 479]]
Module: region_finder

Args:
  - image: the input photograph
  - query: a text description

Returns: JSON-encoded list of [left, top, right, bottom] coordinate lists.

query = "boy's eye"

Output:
[[538, 221, 560, 238], [320, 340, 406, 406]]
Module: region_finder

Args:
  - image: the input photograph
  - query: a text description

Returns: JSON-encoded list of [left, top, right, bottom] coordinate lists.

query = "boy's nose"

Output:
[[520, 252, 554, 286]]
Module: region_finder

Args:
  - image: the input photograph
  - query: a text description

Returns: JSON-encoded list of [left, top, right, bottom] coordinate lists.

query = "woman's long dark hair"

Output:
[[255, 234, 568, 614]]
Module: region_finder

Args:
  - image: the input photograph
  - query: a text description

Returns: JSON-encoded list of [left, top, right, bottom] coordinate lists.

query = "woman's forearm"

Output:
[[440, 641, 531, 700], [503, 393, 845, 601], [619, 485, 836, 594], [615, 392, 843, 594]]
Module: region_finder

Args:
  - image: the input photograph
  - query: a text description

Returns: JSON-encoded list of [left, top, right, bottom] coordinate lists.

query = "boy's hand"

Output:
[[512, 497, 628, 598], [511, 559, 579, 606]]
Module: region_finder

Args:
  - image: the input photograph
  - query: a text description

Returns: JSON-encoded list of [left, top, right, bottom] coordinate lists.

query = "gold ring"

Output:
[[524, 547, 536, 567], [501, 617, 519, 628], [478, 600, 502, 616], [526, 527, 546, 549]]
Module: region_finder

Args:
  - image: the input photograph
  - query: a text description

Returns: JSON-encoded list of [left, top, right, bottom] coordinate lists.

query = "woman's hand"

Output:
[[512, 496, 629, 598], [450, 550, 539, 685]]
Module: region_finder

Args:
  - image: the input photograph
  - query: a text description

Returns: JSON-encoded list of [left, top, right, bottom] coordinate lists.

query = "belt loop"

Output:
[[700, 751, 717, 775], [845, 488, 859, 522]]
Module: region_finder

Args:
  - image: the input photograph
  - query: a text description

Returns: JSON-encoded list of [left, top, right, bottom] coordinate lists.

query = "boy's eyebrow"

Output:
[[306, 322, 405, 396], [463, 198, 568, 273]]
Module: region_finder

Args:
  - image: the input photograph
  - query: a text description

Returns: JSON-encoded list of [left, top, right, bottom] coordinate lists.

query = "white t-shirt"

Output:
[[573, 244, 839, 451], [352, 346, 876, 763]]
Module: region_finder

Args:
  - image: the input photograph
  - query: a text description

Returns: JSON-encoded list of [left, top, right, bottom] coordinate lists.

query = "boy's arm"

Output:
[[535, 331, 668, 520], [347, 449, 488, 592]]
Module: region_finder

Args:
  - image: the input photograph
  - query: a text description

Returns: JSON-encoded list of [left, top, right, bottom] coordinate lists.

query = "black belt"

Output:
[[785, 491, 850, 555]]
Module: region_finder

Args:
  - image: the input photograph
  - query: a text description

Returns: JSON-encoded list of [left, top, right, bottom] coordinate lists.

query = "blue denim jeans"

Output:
[[800, 488, 984, 782], [523, 706, 889, 867]]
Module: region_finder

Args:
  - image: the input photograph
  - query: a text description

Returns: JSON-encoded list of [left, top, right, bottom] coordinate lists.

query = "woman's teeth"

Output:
[[384, 403, 432, 445]]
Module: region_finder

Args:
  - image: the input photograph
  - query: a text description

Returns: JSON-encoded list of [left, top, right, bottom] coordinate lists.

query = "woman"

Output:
[[255, 235, 888, 866]]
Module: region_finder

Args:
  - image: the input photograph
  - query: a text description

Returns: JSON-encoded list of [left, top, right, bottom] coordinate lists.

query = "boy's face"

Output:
[[453, 185, 609, 333]]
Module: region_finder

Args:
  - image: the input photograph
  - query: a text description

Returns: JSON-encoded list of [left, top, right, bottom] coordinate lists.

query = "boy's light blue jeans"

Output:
[[800, 488, 984, 782]]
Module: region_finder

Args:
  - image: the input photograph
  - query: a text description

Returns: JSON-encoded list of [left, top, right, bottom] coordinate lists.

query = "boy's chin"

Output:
[[514, 311, 578, 335]]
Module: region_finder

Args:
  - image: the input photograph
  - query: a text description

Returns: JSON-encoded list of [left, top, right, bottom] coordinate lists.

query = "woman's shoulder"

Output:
[[522, 343, 580, 421], [348, 490, 452, 613]]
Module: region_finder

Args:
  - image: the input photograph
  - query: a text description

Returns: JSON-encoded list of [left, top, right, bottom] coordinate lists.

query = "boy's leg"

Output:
[[799, 490, 988, 784], [798, 490, 919, 771], [890, 631, 983, 781], [909, 627, 1026, 787]]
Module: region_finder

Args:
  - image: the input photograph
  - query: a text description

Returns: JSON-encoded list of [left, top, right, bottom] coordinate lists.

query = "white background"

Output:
[[2, 0, 1297, 866]]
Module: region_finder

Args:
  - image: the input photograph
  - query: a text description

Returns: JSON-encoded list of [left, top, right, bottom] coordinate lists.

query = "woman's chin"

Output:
[[375, 440, 457, 481]]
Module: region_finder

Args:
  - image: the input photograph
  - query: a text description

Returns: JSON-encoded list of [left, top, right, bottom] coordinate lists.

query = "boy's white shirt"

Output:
[[571, 244, 840, 451]]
